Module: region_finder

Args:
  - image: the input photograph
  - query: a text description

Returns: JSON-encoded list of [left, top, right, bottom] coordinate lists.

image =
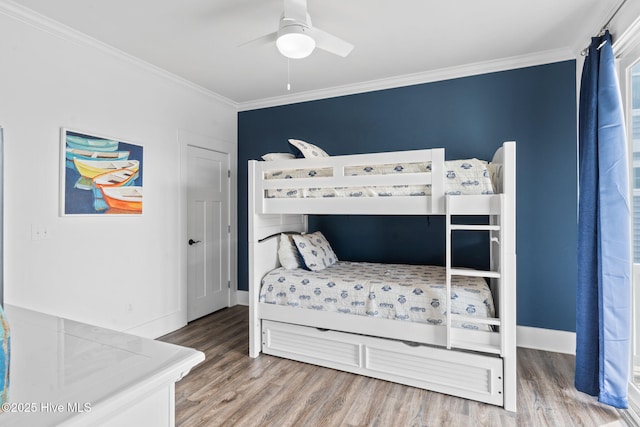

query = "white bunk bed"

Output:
[[248, 141, 516, 412]]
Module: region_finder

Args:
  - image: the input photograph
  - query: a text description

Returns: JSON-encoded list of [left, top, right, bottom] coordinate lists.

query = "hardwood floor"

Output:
[[160, 306, 631, 426]]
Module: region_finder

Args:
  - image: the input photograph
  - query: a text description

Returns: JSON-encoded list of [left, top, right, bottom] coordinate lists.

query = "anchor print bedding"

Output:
[[260, 261, 495, 330], [263, 158, 495, 198]]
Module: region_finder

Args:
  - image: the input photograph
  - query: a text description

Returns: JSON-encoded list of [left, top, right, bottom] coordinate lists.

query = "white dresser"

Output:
[[0, 305, 204, 427]]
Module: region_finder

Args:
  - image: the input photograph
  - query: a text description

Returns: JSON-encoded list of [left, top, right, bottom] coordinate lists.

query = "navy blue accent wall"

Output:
[[238, 61, 578, 332]]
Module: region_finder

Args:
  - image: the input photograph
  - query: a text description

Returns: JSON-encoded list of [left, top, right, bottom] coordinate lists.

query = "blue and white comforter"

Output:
[[260, 261, 495, 330], [264, 158, 495, 198]]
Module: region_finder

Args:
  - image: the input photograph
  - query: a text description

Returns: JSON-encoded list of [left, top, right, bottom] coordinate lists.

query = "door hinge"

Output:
[[227, 280, 231, 289], [228, 225, 231, 233], [228, 170, 231, 178]]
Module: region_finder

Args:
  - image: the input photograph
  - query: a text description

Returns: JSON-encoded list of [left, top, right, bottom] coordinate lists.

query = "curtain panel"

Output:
[[576, 30, 631, 409]]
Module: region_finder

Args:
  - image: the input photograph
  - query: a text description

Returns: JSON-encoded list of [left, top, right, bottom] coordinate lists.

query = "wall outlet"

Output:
[[31, 225, 49, 241]]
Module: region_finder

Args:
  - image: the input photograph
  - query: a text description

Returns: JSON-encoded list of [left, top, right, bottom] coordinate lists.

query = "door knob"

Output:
[[188, 239, 201, 245]]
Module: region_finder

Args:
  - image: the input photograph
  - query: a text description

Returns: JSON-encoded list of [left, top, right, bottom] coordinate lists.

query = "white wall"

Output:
[[0, 7, 237, 337]]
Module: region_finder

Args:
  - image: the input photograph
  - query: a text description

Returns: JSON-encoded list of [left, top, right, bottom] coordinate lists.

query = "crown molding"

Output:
[[613, 13, 640, 57], [0, 0, 238, 109], [569, 0, 624, 55], [238, 48, 575, 112]]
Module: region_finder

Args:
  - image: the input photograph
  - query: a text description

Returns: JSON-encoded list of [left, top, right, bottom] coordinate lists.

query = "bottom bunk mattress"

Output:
[[260, 261, 495, 330]]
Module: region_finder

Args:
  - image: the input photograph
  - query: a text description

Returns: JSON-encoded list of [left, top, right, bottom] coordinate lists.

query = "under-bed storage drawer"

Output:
[[262, 320, 504, 407]]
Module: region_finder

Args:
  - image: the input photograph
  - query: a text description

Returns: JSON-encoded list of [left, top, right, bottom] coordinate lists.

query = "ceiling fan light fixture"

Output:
[[276, 25, 316, 59]]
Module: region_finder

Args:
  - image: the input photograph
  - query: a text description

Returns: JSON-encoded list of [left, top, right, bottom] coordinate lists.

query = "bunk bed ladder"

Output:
[[445, 194, 504, 356]]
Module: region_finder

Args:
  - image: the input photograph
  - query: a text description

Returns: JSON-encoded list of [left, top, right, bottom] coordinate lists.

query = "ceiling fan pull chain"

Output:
[[287, 59, 291, 91]]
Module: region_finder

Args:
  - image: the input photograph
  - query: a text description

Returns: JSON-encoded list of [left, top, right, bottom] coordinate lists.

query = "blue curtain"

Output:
[[576, 30, 631, 409]]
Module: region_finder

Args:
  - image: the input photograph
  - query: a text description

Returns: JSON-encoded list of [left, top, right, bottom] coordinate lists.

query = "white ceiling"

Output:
[[8, 0, 621, 107]]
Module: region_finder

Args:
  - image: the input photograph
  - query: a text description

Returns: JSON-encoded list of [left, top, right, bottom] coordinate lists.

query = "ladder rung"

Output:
[[450, 314, 501, 326], [449, 268, 501, 279], [450, 224, 500, 231]]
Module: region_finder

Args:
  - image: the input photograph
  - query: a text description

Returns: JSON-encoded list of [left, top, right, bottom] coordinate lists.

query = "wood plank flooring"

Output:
[[160, 306, 631, 427]]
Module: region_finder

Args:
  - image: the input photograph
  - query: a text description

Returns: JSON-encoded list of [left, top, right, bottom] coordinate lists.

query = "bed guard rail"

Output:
[[250, 148, 446, 215]]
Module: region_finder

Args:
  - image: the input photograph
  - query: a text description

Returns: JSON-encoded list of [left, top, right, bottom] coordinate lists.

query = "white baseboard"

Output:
[[516, 325, 576, 355], [236, 290, 249, 306], [235, 291, 576, 355], [125, 310, 187, 340]]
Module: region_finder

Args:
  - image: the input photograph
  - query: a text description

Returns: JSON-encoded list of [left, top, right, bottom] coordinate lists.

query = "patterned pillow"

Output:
[[278, 233, 301, 269], [262, 152, 296, 161], [292, 231, 338, 271], [444, 158, 494, 195], [288, 139, 329, 159]]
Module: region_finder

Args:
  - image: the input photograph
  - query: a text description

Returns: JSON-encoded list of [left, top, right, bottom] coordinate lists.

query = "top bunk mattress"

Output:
[[260, 261, 495, 330], [264, 158, 495, 199]]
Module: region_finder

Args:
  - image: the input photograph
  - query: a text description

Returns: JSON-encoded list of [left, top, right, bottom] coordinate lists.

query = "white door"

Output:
[[187, 145, 230, 321]]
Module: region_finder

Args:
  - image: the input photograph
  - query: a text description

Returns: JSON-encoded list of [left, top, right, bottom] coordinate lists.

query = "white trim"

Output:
[[516, 325, 576, 355], [124, 310, 185, 340], [617, 8, 640, 417], [238, 48, 574, 111], [570, 0, 627, 55], [0, 0, 238, 109], [236, 290, 249, 306], [614, 14, 640, 58]]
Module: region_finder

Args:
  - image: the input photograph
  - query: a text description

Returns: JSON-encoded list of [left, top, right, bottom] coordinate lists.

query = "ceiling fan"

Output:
[[244, 0, 354, 59]]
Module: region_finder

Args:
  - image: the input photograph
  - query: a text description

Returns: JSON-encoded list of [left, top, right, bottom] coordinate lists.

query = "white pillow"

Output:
[[262, 153, 296, 161], [292, 231, 338, 271], [288, 139, 329, 159], [278, 233, 301, 269]]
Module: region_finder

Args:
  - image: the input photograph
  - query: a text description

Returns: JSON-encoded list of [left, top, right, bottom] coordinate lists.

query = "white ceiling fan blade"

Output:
[[238, 32, 277, 48], [283, 0, 308, 23], [309, 27, 354, 57]]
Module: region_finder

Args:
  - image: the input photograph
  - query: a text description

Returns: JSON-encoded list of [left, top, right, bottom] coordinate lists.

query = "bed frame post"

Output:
[[431, 148, 445, 213], [500, 141, 517, 412], [248, 160, 261, 358], [248, 160, 307, 358]]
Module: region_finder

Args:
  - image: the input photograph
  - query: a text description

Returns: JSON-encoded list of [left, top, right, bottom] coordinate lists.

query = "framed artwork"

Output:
[[60, 128, 144, 215]]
